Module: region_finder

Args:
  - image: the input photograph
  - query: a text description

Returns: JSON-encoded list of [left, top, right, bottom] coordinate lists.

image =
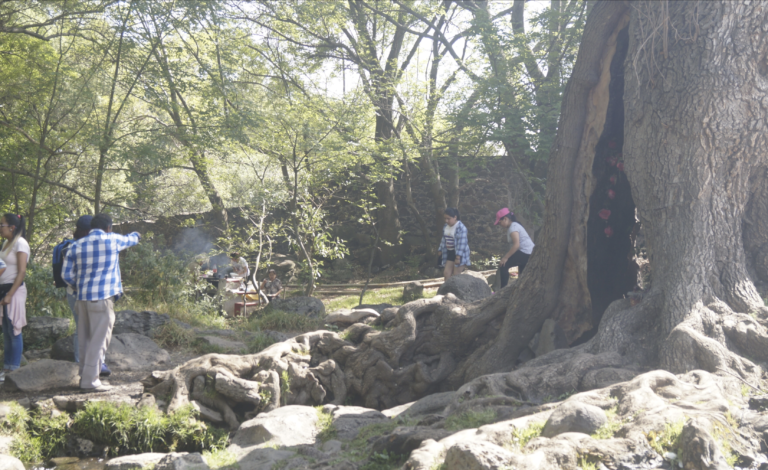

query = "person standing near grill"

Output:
[[62, 213, 140, 391], [0, 214, 28, 382], [260, 268, 283, 302]]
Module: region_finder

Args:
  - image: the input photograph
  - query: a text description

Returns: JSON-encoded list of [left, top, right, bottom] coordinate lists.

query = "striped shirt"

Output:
[[62, 229, 140, 301], [438, 221, 471, 266]]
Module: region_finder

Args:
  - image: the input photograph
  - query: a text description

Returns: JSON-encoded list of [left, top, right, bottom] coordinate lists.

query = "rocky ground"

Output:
[[2, 278, 768, 470]]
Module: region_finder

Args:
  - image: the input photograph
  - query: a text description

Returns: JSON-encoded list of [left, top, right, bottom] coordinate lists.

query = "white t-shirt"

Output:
[[507, 223, 534, 255], [0, 237, 30, 284]]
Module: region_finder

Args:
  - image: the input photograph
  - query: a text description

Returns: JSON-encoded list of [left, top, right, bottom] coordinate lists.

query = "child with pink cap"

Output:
[[494, 208, 534, 288]]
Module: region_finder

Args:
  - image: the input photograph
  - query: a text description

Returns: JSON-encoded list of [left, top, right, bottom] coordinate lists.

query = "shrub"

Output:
[[121, 238, 189, 304], [72, 401, 228, 456], [24, 263, 70, 317]]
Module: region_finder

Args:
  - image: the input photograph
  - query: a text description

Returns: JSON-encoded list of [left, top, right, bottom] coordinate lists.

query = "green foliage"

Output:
[[360, 451, 407, 470], [591, 407, 624, 440], [280, 371, 291, 406], [24, 263, 70, 318], [577, 456, 598, 470], [248, 332, 277, 353], [646, 420, 685, 460], [203, 448, 239, 470], [444, 409, 497, 431], [72, 401, 228, 456], [507, 421, 546, 452], [121, 238, 189, 304], [315, 406, 337, 442]]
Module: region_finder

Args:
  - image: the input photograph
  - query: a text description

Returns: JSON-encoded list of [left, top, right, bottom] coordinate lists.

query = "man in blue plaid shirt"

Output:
[[62, 213, 141, 391]]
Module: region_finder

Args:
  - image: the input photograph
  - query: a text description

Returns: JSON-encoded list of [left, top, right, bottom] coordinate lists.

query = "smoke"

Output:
[[174, 228, 213, 255]]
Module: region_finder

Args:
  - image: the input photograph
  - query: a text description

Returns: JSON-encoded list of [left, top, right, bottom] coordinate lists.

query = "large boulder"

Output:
[[541, 401, 607, 438], [230, 405, 319, 450], [50, 335, 76, 361], [155, 453, 209, 470], [444, 441, 516, 470], [0, 455, 25, 470], [107, 334, 170, 370], [326, 406, 388, 441], [4, 359, 79, 392], [112, 310, 171, 337], [437, 273, 492, 303], [402, 282, 424, 302], [25, 316, 71, 349], [267, 297, 325, 317], [105, 453, 167, 470]]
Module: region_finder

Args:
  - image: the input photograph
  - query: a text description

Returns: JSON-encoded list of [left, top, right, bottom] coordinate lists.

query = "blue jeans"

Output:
[[67, 292, 80, 363], [3, 307, 23, 370]]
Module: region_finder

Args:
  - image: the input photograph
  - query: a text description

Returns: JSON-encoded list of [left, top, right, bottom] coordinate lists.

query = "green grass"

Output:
[[203, 448, 240, 470], [578, 456, 598, 470], [246, 310, 324, 332], [248, 332, 277, 353], [5, 405, 69, 464], [71, 401, 228, 458], [506, 421, 545, 452], [591, 407, 624, 439], [360, 451, 407, 470], [444, 409, 498, 431], [711, 415, 740, 467], [325, 287, 436, 312], [315, 406, 337, 442], [646, 419, 685, 458]]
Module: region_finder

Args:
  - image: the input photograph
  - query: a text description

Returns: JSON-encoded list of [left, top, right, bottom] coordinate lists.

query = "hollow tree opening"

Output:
[[584, 26, 637, 342]]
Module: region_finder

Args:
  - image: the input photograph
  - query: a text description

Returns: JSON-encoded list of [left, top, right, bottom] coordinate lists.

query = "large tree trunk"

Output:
[[147, 0, 768, 421]]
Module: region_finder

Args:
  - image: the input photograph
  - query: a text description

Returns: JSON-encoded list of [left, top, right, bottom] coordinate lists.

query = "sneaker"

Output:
[[100, 363, 111, 377]]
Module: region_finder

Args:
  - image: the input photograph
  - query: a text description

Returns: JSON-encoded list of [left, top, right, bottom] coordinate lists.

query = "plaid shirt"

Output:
[[62, 229, 140, 301], [439, 221, 471, 266]]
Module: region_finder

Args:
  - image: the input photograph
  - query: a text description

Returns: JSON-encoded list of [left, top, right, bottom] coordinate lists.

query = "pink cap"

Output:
[[494, 208, 511, 225]]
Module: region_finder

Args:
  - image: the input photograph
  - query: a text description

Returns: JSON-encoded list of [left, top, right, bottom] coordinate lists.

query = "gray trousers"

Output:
[[75, 298, 115, 388]]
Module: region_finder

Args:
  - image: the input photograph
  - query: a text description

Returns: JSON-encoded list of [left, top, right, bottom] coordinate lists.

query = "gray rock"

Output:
[[330, 406, 388, 441], [355, 304, 393, 314], [402, 282, 424, 302], [325, 309, 379, 326], [231, 405, 319, 449], [0, 455, 24, 470], [107, 333, 170, 370], [267, 297, 325, 317], [113, 310, 171, 337], [437, 274, 492, 303], [66, 435, 96, 457], [321, 440, 342, 454], [231, 448, 296, 470], [541, 401, 607, 437], [51, 335, 77, 361], [105, 453, 168, 470], [25, 316, 71, 349], [444, 441, 515, 470], [535, 319, 568, 357], [191, 400, 223, 424], [53, 393, 134, 412], [198, 336, 247, 354], [155, 453, 209, 470], [383, 391, 455, 418], [4, 359, 79, 392], [0, 435, 15, 454], [372, 426, 452, 456]]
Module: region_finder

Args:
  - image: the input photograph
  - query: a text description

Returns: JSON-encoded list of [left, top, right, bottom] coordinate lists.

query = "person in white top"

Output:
[[494, 208, 535, 288], [0, 214, 29, 381]]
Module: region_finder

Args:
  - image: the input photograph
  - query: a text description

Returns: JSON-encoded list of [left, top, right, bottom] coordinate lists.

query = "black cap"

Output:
[[76, 215, 93, 231]]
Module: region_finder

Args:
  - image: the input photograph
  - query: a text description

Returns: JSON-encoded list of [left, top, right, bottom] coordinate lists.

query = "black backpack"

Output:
[[52, 238, 75, 288]]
